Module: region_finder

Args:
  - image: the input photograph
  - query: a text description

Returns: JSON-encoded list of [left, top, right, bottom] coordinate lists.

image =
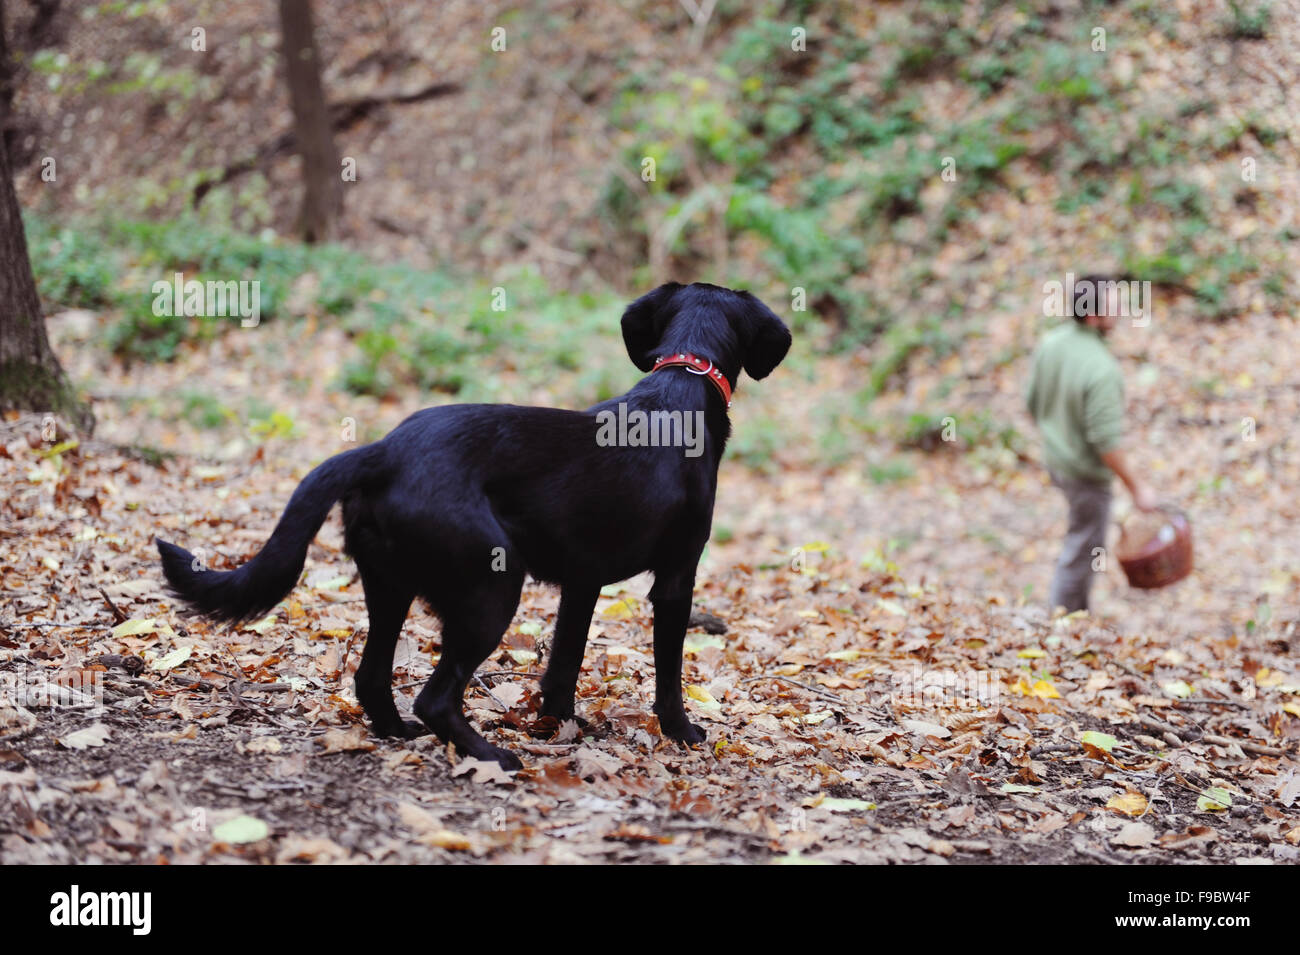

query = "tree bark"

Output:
[[0, 0, 91, 432], [278, 0, 341, 243]]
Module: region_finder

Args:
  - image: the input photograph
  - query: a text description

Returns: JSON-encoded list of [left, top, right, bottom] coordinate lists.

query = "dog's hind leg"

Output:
[[414, 570, 525, 770], [354, 564, 425, 739], [538, 582, 600, 723], [649, 571, 707, 745]]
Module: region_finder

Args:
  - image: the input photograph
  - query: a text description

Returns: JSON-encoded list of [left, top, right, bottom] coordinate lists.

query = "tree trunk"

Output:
[[0, 0, 91, 432], [278, 0, 341, 243]]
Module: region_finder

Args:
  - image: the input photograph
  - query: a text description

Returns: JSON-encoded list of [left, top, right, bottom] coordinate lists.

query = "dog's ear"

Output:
[[736, 292, 792, 380], [621, 283, 684, 371]]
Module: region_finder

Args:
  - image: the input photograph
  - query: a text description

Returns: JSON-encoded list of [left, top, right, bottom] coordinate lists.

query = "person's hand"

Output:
[[1132, 482, 1159, 512]]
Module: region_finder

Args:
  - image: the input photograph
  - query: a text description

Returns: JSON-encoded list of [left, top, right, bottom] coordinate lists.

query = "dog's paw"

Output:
[[484, 745, 524, 772], [538, 705, 588, 729], [660, 718, 707, 746], [398, 719, 431, 739]]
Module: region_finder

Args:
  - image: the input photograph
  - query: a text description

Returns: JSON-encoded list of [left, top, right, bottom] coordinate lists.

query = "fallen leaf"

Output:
[[602, 597, 639, 619], [819, 797, 876, 812], [1197, 786, 1233, 812], [59, 723, 111, 750], [902, 718, 951, 738], [451, 758, 516, 784], [150, 646, 192, 671], [1106, 791, 1148, 816], [111, 618, 160, 639], [1010, 676, 1061, 699], [1080, 730, 1118, 752], [1112, 822, 1156, 848], [685, 684, 722, 713], [212, 815, 270, 844], [572, 747, 622, 780], [317, 726, 375, 754]]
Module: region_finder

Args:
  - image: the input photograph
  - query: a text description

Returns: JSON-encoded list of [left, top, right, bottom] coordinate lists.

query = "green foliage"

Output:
[[26, 220, 117, 308], [179, 390, 230, 430], [1224, 1, 1270, 39], [25, 215, 626, 406]]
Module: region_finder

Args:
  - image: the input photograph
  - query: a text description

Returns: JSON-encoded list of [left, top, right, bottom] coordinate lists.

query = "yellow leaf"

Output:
[[1010, 676, 1060, 699], [684, 634, 726, 655], [42, 555, 60, 571], [1256, 668, 1285, 688], [799, 710, 833, 725], [151, 646, 193, 671], [312, 575, 351, 592], [245, 614, 276, 634], [1282, 701, 1300, 718], [1018, 647, 1046, 659], [685, 685, 721, 712], [1197, 787, 1233, 812], [602, 597, 639, 619], [1080, 731, 1117, 752], [506, 648, 538, 665], [1106, 792, 1148, 816], [111, 618, 160, 639], [826, 649, 862, 662], [212, 815, 270, 844], [819, 797, 875, 812], [418, 829, 472, 851], [1162, 680, 1194, 699], [876, 599, 907, 616]]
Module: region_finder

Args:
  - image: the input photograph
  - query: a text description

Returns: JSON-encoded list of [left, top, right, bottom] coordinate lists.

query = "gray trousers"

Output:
[[1048, 470, 1112, 613]]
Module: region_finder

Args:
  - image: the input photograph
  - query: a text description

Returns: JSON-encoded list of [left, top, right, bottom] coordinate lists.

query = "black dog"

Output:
[[157, 282, 791, 768]]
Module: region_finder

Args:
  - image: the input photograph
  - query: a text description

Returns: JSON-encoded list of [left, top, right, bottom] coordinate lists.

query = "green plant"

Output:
[[1224, 1, 1270, 39]]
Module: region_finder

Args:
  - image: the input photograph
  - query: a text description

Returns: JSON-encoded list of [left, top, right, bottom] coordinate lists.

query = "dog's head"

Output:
[[620, 282, 792, 388]]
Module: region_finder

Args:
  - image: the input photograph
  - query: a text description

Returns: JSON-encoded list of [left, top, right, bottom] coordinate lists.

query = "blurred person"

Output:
[[1026, 274, 1158, 613]]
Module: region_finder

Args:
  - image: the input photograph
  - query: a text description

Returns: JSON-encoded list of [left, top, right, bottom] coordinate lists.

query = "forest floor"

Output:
[[1, 299, 1298, 865]]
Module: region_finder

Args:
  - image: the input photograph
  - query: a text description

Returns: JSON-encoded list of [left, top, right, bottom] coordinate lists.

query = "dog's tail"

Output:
[[156, 443, 387, 624]]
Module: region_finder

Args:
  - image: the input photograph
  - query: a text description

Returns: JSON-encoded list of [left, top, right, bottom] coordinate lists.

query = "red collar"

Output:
[[651, 353, 733, 408]]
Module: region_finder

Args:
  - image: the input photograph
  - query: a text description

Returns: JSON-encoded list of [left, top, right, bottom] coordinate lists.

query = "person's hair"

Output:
[[1072, 274, 1114, 322]]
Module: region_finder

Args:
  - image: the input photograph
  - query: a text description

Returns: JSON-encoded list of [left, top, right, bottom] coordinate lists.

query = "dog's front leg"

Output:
[[648, 575, 706, 745], [539, 583, 600, 723]]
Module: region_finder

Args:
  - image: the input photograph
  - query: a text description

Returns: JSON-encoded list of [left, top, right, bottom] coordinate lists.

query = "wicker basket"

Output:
[[1117, 506, 1193, 589]]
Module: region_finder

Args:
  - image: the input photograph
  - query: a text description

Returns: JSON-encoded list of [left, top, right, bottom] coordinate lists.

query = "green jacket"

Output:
[[1025, 322, 1124, 484]]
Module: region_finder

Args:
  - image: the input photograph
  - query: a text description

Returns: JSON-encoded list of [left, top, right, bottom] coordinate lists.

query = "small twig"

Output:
[[473, 675, 512, 712], [741, 674, 847, 707], [1029, 741, 1080, 757], [338, 628, 358, 686], [129, 673, 296, 694], [0, 619, 89, 629], [1201, 734, 1288, 758], [1172, 698, 1250, 710], [96, 586, 128, 625], [478, 670, 539, 681], [1137, 714, 1198, 742]]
